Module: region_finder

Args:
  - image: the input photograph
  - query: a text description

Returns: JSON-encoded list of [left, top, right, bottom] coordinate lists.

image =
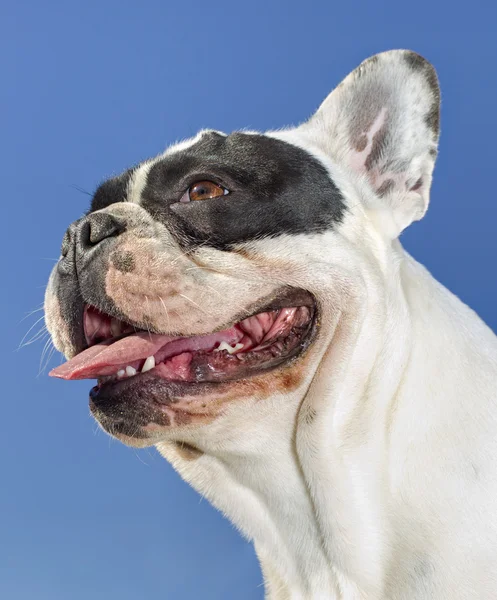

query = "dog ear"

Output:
[[300, 50, 440, 236]]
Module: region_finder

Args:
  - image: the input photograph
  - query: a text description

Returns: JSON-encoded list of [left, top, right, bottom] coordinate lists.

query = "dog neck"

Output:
[[158, 239, 497, 599]]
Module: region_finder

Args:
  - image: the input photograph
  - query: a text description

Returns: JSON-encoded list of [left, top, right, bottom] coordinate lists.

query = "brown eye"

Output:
[[180, 180, 229, 203]]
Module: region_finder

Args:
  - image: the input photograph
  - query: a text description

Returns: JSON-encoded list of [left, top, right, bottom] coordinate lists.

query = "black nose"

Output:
[[78, 212, 126, 249], [60, 213, 126, 269]]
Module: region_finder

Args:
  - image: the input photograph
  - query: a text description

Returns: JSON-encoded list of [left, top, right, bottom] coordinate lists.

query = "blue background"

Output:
[[2, 1, 496, 598]]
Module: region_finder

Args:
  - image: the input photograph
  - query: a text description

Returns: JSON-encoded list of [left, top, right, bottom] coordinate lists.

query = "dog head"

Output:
[[45, 50, 440, 452]]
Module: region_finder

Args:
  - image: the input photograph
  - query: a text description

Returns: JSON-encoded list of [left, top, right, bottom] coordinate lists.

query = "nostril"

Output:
[[89, 213, 124, 245], [79, 213, 126, 249]]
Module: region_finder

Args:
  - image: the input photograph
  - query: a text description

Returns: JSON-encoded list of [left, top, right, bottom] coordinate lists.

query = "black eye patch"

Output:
[[90, 132, 346, 250]]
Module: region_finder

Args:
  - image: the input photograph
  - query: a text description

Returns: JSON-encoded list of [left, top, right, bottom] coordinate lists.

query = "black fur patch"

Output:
[[136, 132, 346, 250], [90, 168, 136, 213], [403, 51, 440, 136]]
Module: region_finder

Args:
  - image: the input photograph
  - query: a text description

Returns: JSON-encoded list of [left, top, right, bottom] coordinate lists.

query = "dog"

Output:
[[45, 50, 497, 599]]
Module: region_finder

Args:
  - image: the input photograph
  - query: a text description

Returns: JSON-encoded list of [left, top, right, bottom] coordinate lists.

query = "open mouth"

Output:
[[49, 289, 317, 393]]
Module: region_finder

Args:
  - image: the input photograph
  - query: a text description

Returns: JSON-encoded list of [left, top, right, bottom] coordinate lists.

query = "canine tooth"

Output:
[[141, 356, 155, 373], [214, 341, 244, 354], [125, 366, 137, 377], [117, 369, 125, 378], [214, 342, 229, 353]]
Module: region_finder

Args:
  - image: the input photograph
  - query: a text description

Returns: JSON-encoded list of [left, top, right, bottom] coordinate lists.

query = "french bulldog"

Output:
[[45, 50, 497, 599]]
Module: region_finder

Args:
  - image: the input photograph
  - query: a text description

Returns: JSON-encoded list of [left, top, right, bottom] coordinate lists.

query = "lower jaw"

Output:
[[91, 338, 309, 404], [89, 323, 317, 432], [89, 356, 308, 446], [89, 374, 241, 444]]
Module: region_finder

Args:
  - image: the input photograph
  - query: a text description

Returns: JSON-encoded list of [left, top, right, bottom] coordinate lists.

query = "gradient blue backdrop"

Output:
[[2, 1, 496, 598]]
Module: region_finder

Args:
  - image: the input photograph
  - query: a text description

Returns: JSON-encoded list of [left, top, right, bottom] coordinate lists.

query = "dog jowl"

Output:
[[45, 51, 497, 599]]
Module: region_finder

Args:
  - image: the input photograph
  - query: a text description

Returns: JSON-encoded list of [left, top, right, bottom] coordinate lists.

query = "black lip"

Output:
[[90, 373, 217, 407], [89, 371, 198, 436], [89, 373, 227, 438]]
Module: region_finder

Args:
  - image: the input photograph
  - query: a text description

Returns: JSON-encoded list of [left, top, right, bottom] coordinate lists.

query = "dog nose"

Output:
[[77, 212, 126, 251], [58, 212, 126, 276]]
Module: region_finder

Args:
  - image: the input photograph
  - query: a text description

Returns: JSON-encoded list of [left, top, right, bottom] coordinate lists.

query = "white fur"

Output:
[[157, 52, 497, 598], [127, 159, 153, 205]]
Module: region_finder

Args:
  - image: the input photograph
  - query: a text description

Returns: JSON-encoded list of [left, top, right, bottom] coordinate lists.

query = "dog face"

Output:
[[45, 50, 440, 451]]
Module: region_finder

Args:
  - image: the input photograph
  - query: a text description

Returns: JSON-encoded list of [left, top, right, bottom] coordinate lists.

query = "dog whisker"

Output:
[[178, 293, 214, 317], [133, 450, 150, 466], [158, 295, 171, 330], [169, 238, 219, 268], [38, 340, 57, 376], [18, 316, 49, 349], [144, 296, 153, 341], [69, 183, 93, 197], [201, 284, 223, 298], [27, 329, 51, 348], [19, 305, 45, 323]]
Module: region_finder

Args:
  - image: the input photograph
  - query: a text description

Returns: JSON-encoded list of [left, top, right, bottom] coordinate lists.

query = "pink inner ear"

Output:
[[349, 107, 387, 174], [347, 106, 423, 199]]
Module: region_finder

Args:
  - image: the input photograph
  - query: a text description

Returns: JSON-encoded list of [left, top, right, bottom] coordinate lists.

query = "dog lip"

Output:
[[50, 288, 317, 382], [87, 294, 318, 423], [89, 370, 222, 404]]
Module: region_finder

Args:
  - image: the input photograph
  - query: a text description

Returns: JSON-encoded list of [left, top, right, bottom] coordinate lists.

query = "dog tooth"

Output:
[[214, 341, 244, 354], [141, 356, 155, 373], [214, 342, 228, 353], [125, 366, 137, 377], [117, 369, 126, 378]]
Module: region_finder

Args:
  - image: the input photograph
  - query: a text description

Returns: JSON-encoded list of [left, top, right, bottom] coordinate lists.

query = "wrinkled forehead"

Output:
[[89, 130, 346, 248]]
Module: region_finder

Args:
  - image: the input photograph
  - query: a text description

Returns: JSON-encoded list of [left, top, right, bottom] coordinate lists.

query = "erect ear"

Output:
[[300, 50, 440, 236]]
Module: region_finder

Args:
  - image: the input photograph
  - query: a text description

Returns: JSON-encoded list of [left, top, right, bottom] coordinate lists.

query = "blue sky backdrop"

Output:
[[2, 1, 496, 598]]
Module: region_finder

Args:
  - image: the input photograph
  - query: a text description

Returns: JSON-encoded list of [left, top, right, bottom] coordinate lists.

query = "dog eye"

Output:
[[179, 181, 229, 203]]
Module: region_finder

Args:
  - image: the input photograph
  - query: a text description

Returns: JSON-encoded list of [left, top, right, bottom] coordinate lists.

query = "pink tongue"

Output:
[[49, 327, 241, 381], [49, 308, 302, 382]]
